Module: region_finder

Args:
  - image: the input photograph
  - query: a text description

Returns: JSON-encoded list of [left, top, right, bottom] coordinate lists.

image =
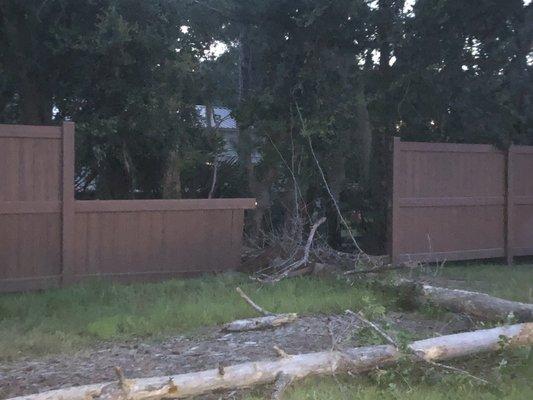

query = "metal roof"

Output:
[[196, 105, 238, 130]]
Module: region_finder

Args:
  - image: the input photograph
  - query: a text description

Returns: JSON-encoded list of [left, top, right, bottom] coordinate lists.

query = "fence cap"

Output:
[[75, 198, 257, 213]]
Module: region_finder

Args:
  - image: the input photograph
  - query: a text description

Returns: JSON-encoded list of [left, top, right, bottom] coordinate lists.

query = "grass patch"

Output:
[[406, 263, 533, 303], [1, 263, 530, 361], [0, 273, 388, 360]]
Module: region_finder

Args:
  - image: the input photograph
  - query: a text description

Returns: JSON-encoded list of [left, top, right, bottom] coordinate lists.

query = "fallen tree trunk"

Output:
[[223, 313, 298, 332], [9, 323, 532, 400], [390, 279, 533, 322]]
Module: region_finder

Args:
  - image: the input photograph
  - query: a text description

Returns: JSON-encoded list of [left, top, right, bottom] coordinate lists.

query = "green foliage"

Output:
[[0, 0, 219, 198]]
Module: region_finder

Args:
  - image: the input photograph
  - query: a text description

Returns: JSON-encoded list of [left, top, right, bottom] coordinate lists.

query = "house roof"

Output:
[[196, 105, 238, 130]]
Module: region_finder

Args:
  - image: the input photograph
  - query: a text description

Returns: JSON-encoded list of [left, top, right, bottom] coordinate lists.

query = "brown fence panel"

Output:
[[71, 199, 253, 283], [391, 138, 508, 265], [1, 123, 255, 293], [508, 145, 533, 259], [0, 124, 67, 291]]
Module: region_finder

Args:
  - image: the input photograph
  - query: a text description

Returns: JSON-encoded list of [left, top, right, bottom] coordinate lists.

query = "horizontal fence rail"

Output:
[[391, 137, 533, 265], [0, 123, 255, 292]]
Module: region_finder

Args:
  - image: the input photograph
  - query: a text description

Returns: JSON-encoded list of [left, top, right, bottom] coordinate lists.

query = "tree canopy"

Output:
[[1, 0, 531, 249]]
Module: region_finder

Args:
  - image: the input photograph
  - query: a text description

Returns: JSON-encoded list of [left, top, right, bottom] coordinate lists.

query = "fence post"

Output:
[[391, 137, 401, 266], [61, 121, 75, 285], [505, 145, 514, 265]]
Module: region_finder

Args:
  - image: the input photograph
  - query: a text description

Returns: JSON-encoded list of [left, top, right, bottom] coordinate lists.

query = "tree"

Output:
[[0, 0, 217, 199]]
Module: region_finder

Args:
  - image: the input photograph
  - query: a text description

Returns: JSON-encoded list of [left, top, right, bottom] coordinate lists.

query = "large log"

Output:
[[419, 284, 533, 322], [390, 279, 533, 322], [8, 323, 533, 400]]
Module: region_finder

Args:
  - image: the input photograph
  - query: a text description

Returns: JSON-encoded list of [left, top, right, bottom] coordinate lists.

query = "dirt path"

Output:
[[0, 311, 471, 399]]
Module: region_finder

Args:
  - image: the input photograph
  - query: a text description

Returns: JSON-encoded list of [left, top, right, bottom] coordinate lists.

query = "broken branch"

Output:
[[236, 287, 272, 316]]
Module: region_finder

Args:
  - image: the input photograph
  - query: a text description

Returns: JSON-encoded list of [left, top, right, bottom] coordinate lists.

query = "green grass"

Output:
[[0, 273, 388, 360], [407, 263, 533, 302], [0, 263, 531, 361]]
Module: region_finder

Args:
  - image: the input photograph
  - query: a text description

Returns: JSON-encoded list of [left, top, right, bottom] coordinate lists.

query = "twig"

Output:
[[236, 287, 272, 316], [327, 317, 337, 351], [345, 310, 491, 386], [114, 367, 126, 389], [344, 265, 406, 275], [273, 345, 290, 358], [345, 310, 397, 346]]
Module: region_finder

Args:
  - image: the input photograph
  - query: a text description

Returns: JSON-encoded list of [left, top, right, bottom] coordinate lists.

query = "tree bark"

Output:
[[162, 150, 182, 199], [9, 323, 532, 400], [418, 283, 533, 323], [390, 279, 533, 323]]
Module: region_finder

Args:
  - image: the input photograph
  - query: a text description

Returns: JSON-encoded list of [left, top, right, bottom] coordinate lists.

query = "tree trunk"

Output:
[[20, 77, 51, 124], [391, 279, 533, 323], [324, 147, 345, 249], [9, 323, 532, 400], [354, 84, 372, 183], [162, 150, 182, 199]]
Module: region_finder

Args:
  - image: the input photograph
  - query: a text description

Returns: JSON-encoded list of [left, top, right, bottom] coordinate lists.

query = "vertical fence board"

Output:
[[61, 122, 75, 284], [509, 146, 533, 257], [0, 124, 63, 291], [506, 146, 515, 264]]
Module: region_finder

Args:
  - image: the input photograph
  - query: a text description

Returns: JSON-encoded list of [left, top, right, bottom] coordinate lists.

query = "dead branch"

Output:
[[9, 323, 532, 400], [273, 345, 291, 358], [223, 313, 298, 332], [344, 264, 405, 275], [257, 217, 326, 282], [224, 287, 297, 331], [236, 287, 272, 316], [301, 217, 326, 266]]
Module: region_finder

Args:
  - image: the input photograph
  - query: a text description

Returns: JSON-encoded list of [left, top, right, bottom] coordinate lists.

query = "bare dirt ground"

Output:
[[0, 311, 471, 399]]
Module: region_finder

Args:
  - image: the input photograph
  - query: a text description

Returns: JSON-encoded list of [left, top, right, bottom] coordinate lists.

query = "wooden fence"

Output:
[[0, 123, 254, 292], [391, 137, 533, 265]]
